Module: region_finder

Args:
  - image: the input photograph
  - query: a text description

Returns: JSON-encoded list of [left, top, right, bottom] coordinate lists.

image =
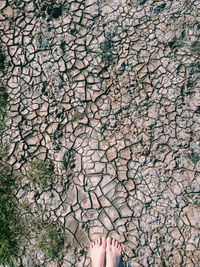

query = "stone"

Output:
[[81, 197, 91, 209], [99, 195, 111, 207], [120, 147, 131, 159], [93, 162, 105, 173], [106, 163, 117, 177], [118, 170, 127, 181], [124, 180, 135, 192], [75, 59, 85, 70], [106, 206, 119, 221], [58, 58, 66, 71], [89, 192, 100, 209], [0, 1, 6, 9], [26, 135, 41, 146], [119, 205, 133, 218], [3, 6, 13, 17], [181, 206, 200, 227], [106, 147, 117, 161]]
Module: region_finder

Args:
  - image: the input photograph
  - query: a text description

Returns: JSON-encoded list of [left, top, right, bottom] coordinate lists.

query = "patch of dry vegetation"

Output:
[[36, 222, 64, 259], [0, 163, 22, 264], [27, 160, 55, 189]]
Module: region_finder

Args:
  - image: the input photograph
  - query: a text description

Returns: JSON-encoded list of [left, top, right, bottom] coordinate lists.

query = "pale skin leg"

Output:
[[89, 237, 122, 267], [89, 237, 106, 267], [106, 237, 122, 267]]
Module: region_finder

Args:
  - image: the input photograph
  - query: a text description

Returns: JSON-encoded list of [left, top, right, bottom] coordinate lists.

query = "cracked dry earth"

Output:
[[0, 0, 200, 266]]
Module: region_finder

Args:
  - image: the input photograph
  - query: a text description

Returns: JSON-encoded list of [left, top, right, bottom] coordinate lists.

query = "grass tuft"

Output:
[[191, 40, 200, 56], [38, 223, 64, 259], [0, 163, 21, 264], [27, 160, 55, 189]]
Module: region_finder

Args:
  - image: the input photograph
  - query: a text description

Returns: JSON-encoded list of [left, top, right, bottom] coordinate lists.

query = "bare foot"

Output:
[[106, 237, 122, 267], [89, 237, 106, 267]]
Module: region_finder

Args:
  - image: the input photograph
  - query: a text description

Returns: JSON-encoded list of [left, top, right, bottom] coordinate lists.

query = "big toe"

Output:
[[101, 236, 106, 247]]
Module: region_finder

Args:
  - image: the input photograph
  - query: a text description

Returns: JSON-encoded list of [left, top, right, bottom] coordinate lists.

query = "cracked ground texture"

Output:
[[0, 0, 200, 266]]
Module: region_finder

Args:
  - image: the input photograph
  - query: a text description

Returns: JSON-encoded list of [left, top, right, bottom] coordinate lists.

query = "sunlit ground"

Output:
[[0, 0, 200, 266]]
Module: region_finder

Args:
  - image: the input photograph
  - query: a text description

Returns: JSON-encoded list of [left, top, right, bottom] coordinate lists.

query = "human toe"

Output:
[[97, 238, 101, 246], [106, 237, 112, 248], [90, 241, 94, 248], [101, 236, 106, 247]]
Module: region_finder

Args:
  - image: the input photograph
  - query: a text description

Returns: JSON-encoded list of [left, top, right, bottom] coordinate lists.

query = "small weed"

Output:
[[38, 223, 64, 259], [0, 86, 8, 108], [189, 62, 200, 75], [19, 199, 32, 212], [100, 40, 112, 52], [191, 40, 200, 56], [47, 6, 62, 19], [71, 111, 85, 122], [102, 53, 115, 66], [0, 86, 8, 135], [168, 36, 184, 50], [0, 120, 6, 136], [0, 49, 5, 70], [27, 160, 55, 189]]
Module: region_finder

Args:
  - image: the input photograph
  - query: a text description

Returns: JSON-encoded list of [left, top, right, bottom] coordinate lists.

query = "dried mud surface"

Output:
[[0, 0, 200, 266]]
